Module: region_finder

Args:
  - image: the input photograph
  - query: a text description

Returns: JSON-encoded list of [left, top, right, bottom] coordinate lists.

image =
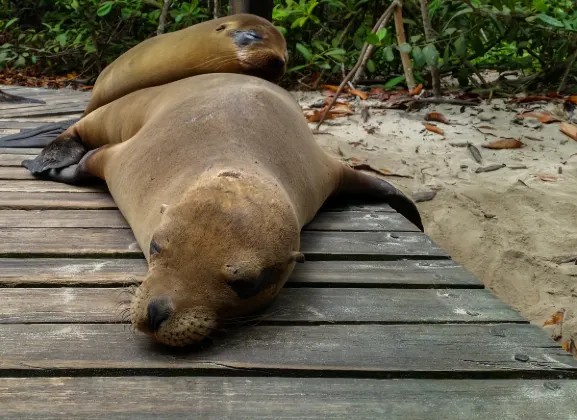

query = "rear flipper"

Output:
[[0, 118, 80, 148], [334, 166, 424, 232], [21, 132, 88, 174], [22, 148, 103, 186]]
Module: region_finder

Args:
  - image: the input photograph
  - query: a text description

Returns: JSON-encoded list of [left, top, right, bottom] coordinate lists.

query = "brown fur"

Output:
[[40, 73, 421, 347], [82, 14, 287, 116]]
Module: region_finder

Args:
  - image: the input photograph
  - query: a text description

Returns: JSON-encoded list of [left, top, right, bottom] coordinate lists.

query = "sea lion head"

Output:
[[210, 14, 288, 82], [130, 171, 302, 347]]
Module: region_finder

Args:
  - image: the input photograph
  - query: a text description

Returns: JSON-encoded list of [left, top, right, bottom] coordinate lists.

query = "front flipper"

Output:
[[333, 166, 424, 232], [21, 132, 87, 174], [0, 118, 80, 148], [24, 149, 103, 186]]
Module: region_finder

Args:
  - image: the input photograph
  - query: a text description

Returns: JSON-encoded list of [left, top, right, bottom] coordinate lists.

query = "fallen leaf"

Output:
[[546, 91, 561, 98], [468, 144, 482, 163], [319, 84, 341, 92], [560, 122, 577, 141], [425, 112, 449, 124], [475, 164, 506, 173], [369, 87, 385, 97], [322, 89, 336, 97], [323, 97, 349, 107], [543, 310, 565, 327], [331, 103, 354, 115], [508, 96, 562, 104], [423, 122, 444, 135], [567, 96, 577, 105], [482, 138, 523, 149], [535, 173, 557, 182], [409, 83, 423, 96], [477, 125, 496, 130], [349, 89, 368, 100], [561, 339, 577, 356], [515, 111, 560, 124], [349, 157, 362, 163], [304, 110, 335, 123]]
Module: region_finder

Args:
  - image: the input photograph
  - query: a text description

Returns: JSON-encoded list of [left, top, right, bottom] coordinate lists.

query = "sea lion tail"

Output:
[[333, 165, 424, 232], [0, 118, 80, 148]]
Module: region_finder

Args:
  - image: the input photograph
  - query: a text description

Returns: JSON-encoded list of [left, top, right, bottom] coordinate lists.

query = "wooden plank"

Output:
[[0, 228, 447, 258], [0, 104, 88, 118], [0, 287, 524, 324], [0, 323, 574, 374], [1, 378, 576, 420], [0, 192, 117, 209], [0, 259, 480, 287], [0, 167, 35, 180], [0, 154, 35, 166], [0, 181, 106, 193], [0, 209, 415, 231], [0, 148, 42, 154], [0, 98, 89, 111]]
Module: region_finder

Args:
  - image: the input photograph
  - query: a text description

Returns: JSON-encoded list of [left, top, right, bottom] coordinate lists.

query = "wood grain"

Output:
[[0, 287, 524, 324], [0, 228, 447, 258], [0, 167, 35, 180], [0, 192, 117, 209], [0, 210, 416, 231], [0, 154, 36, 166], [0, 258, 479, 287], [0, 181, 106, 193], [0, 104, 87, 118], [1, 377, 575, 420], [0, 323, 574, 374]]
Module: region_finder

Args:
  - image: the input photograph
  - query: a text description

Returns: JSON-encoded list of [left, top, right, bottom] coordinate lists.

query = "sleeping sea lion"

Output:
[[0, 13, 287, 148], [22, 73, 423, 347]]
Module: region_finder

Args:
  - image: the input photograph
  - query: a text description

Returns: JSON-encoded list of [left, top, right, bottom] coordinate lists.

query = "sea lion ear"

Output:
[[150, 239, 161, 256], [290, 251, 305, 263]]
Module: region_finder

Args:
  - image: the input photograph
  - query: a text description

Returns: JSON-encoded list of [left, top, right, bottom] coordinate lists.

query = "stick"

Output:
[[558, 47, 577, 94], [213, 0, 220, 18], [156, 0, 171, 35], [419, 0, 441, 97], [317, 1, 400, 130], [393, 4, 416, 91]]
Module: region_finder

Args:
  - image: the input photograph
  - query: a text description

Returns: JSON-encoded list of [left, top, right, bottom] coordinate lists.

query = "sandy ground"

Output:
[[293, 89, 577, 347]]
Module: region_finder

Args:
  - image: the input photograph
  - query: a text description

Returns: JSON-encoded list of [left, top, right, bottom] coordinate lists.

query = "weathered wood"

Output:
[[0, 148, 42, 155], [0, 181, 106, 193], [0, 228, 447, 258], [0, 287, 524, 324], [2, 378, 576, 420], [0, 103, 87, 118], [0, 167, 35, 180], [0, 192, 117, 209], [0, 154, 35, 166], [0, 98, 89, 111], [0, 323, 574, 374], [0, 259, 480, 287], [0, 209, 415, 231]]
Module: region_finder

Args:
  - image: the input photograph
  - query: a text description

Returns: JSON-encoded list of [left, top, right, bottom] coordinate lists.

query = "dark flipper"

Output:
[[334, 166, 424, 232], [0, 89, 46, 104], [0, 118, 80, 148], [21, 133, 87, 174], [22, 148, 102, 186]]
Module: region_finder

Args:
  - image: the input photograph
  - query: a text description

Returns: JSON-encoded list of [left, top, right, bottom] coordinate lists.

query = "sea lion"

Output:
[[22, 73, 423, 347], [0, 13, 287, 148]]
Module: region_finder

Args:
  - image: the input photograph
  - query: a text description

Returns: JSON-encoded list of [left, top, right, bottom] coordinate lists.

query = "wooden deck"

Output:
[[1, 84, 576, 419]]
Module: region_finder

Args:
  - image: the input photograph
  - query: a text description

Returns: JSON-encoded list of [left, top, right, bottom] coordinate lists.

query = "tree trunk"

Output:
[[156, 0, 171, 35], [229, 0, 274, 21], [419, 0, 441, 97]]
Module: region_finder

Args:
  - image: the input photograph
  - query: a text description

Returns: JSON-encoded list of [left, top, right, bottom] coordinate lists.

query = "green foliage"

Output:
[[0, 0, 576, 91]]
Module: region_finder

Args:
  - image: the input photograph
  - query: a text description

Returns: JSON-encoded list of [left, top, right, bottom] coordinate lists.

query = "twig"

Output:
[[558, 47, 577, 94], [419, 0, 441, 97], [213, 0, 220, 18], [317, 1, 400, 130], [393, 3, 416, 90], [156, 0, 171, 35]]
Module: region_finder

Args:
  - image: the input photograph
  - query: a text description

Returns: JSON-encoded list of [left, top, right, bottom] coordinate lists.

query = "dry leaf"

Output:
[[535, 173, 558, 182], [331, 103, 354, 115], [567, 96, 577, 105], [561, 339, 577, 356], [509, 95, 561, 104], [425, 112, 449, 124], [423, 122, 444, 135], [304, 110, 336, 123], [482, 138, 523, 149], [319, 84, 341, 92], [369, 87, 385, 97], [349, 157, 362, 163], [409, 83, 423, 96], [349, 89, 368, 100], [543, 310, 565, 327], [515, 111, 560, 124], [560, 122, 577, 141]]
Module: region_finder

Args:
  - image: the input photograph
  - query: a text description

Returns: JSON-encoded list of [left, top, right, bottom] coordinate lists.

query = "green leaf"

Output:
[[366, 33, 380, 45], [411, 46, 426, 68], [537, 13, 564, 28], [287, 64, 307, 73], [410, 34, 422, 43], [291, 16, 308, 28], [31, 55, 37, 64], [423, 44, 439, 67], [295, 42, 313, 62], [318, 62, 331, 70], [325, 48, 346, 57], [533, 0, 547, 13], [366, 59, 376, 73], [377, 28, 387, 41], [14, 55, 25, 68], [4, 18, 18, 29], [97, 1, 114, 17], [470, 36, 484, 57], [398, 43, 412, 54], [384, 75, 405, 89], [443, 27, 457, 36], [455, 35, 467, 57], [384, 46, 394, 62]]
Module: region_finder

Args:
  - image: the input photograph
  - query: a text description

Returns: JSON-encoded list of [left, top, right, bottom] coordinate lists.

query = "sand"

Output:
[[293, 89, 577, 346]]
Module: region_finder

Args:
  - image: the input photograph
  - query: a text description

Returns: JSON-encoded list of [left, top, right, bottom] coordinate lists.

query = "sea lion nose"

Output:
[[147, 296, 173, 333]]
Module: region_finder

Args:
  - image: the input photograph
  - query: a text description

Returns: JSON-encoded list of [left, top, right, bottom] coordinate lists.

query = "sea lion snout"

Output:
[[147, 295, 173, 333]]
